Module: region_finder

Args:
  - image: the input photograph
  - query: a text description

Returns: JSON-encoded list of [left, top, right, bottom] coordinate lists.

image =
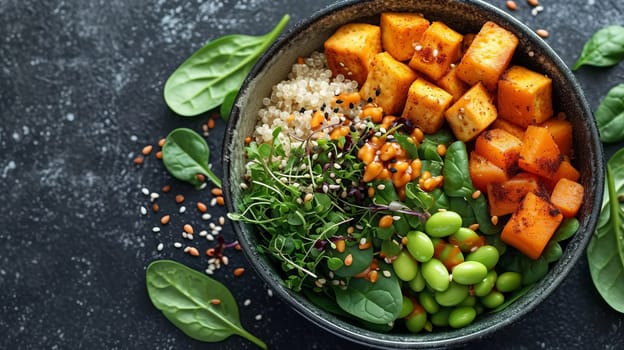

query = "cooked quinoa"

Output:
[[254, 52, 361, 154]]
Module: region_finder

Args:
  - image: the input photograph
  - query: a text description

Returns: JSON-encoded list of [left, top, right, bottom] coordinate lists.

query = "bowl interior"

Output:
[[223, 0, 604, 348]]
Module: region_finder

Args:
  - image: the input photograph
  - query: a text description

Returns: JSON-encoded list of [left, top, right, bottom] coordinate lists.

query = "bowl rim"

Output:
[[223, 0, 604, 347]]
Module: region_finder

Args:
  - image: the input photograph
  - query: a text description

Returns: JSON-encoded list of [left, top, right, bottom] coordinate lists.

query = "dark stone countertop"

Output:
[[1, 0, 623, 349]]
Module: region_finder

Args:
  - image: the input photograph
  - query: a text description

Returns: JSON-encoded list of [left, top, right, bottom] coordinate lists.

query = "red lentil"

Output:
[[133, 155, 144, 165], [536, 29, 549, 38], [155, 151, 163, 160], [175, 194, 185, 203], [158, 138, 166, 148], [183, 224, 194, 234], [142, 145, 153, 155], [151, 203, 160, 213], [196, 202, 208, 213], [160, 215, 170, 225], [233, 267, 246, 277], [215, 196, 225, 206], [211, 188, 223, 196], [506, 0, 517, 10], [186, 247, 200, 257]]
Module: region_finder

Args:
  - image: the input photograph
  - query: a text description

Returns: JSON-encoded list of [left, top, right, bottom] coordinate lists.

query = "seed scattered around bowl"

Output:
[[506, 0, 517, 11], [536, 29, 549, 38]]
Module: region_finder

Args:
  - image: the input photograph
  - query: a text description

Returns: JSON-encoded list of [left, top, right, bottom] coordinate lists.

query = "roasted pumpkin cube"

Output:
[[408, 21, 463, 81], [501, 192, 563, 260], [518, 125, 563, 179], [498, 65, 554, 127], [436, 65, 469, 102], [444, 82, 497, 141], [469, 151, 508, 193], [380, 12, 430, 61], [456, 21, 518, 91], [491, 118, 525, 140], [487, 172, 545, 217], [401, 77, 453, 134], [324, 23, 382, 86], [540, 116, 573, 156], [360, 52, 418, 115], [474, 128, 523, 175], [550, 178, 585, 218]]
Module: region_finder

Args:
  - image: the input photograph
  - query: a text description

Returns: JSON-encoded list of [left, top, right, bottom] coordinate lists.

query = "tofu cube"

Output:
[[380, 12, 430, 61], [444, 82, 497, 141], [324, 23, 382, 86], [360, 52, 419, 115], [401, 77, 453, 134], [436, 65, 469, 102], [408, 21, 463, 81], [497, 65, 554, 127], [455, 21, 518, 91]]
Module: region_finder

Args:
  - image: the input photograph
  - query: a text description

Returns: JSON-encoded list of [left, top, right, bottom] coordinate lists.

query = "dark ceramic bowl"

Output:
[[223, 0, 604, 347]]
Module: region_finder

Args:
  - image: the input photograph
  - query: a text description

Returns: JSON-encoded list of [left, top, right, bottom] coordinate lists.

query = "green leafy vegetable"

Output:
[[220, 90, 238, 121], [164, 14, 290, 117], [333, 263, 402, 324], [573, 25, 624, 70], [162, 128, 221, 188], [587, 148, 624, 313], [594, 84, 624, 143], [146, 260, 267, 349]]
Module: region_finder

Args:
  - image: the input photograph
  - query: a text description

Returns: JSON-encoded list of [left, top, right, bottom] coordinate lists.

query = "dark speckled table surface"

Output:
[[1, 0, 623, 349]]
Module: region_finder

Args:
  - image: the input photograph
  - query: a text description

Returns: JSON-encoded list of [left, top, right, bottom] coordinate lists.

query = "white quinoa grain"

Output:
[[218, 216, 225, 225], [157, 243, 164, 251], [179, 206, 186, 213], [174, 242, 182, 248], [140, 206, 147, 215], [202, 213, 212, 220], [141, 188, 150, 196], [244, 299, 251, 306], [152, 227, 160, 233]]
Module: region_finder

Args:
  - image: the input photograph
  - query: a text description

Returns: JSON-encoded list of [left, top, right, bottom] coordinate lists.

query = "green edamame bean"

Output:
[[430, 307, 452, 327], [451, 261, 488, 285], [481, 290, 505, 309], [408, 270, 426, 292], [406, 230, 434, 262], [399, 297, 414, 318], [435, 282, 469, 306], [449, 306, 476, 328], [405, 309, 427, 333], [422, 258, 450, 292], [466, 245, 500, 270], [393, 250, 419, 282], [418, 291, 440, 314], [474, 270, 497, 297], [449, 227, 484, 253], [496, 271, 522, 293], [425, 211, 462, 238]]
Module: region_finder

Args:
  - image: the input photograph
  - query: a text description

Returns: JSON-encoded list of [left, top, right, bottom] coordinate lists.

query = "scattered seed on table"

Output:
[[206, 234, 214, 241], [158, 138, 166, 148], [267, 289, 273, 297], [196, 202, 208, 213], [141, 188, 150, 196], [175, 194, 185, 203], [140, 206, 147, 215], [155, 151, 163, 160], [152, 227, 160, 233], [142, 145, 153, 155], [160, 215, 170, 225], [151, 203, 160, 212], [186, 247, 200, 257], [173, 242, 182, 248], [199, 230, 208, 237], [202, 213, 212, 221], [211, 188, 223, 196], [183, 224, 194, 234], [222, 256, 229, 266], [233, 267, 245, 277], [210, 198, 217, 206], [527, 0, 539, 6], [506, 0, 517, 11], [255, 314, 262, 321], [218, 216, 225, 225], [536, 29, 549, 38], [472, 190, 482, 199], [133, 155, 144, 165], [207, 118, 215, 129], [157, 243, 164, 251], [149, 192, 159, 201], [195, 173, 206, 183], [161, 185, 171, 193], [216, 196, 224, 206], [206, 248, 215, 257], [243, 299, 251, 306], [179, 206, 186, 214]]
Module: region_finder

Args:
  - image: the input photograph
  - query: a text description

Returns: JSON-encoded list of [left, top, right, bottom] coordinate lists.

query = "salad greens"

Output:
[[594, 84, 624, 143], [164, 14, 290, 117], [587, 149, 624, 313], [162, 128, 221, 188], [146, 260, 267, 349], [573, 25, 624, 70]]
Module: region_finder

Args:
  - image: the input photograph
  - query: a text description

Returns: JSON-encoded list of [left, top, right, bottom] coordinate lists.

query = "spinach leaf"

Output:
[[594, 84, 624, 143], [587, 148, 624, 313], [162, 128, 221, 188], [333, 263, 402, 324], [220, 90, 238, 121], [573, 25, 624, 70], [164, 14, 290, 117], [146, 260, 267, 349]]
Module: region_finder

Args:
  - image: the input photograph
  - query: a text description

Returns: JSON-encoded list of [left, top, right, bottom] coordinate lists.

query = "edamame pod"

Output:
[[406, 230, 434, 262], [452, 261, 488, 285], [425, 211, 462, 238], [393, 250, 419, 282], [422, 258, 450, 292], [466, 245, 500, 270]]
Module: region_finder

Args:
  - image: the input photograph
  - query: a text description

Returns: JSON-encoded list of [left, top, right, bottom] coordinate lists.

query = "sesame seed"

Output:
[[210, 198, 217, 206], [383, 270, 391, 278], [377, 184, 385, 190], [157, 243, 164, 251], [140, 206, 147, 215], [202, 213, 212, 220], [267, 289, 273, 297], [179, 206, 186, 214], [141, 188, 150, 196], [244, 299, 251, 306], [173, 242, 182, 248], [199, 230, 208, 237], [183, 224, 194, 234], [255, 314, 263, 321], [150, 192, 160, 201], [206, 234, 214, 241], [218, 216, 225, 225], [152, 227, 160, 233]]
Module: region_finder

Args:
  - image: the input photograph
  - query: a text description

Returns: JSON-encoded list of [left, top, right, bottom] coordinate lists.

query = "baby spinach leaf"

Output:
[[594, 84, 624, 143], [587, 148, 624, 313], [146, 260, 267, 349], [164, 14, 290, 117], [220, 89, 238, 121], [333, 263, 402, 324], [443, 141, 474, 198], [329, 244, 373, 278], [162, 128, 221, 188], [573, 25, 624, 70]]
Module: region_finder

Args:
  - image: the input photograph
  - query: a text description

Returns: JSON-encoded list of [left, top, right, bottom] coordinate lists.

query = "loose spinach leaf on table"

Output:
[[162, 128, 221, 188], [164, 14, 290, 117], [587, 148, 624, 313], [146, 260, 267, 349], [573, 25, 624, 70], [594, 84, 624, 143]]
